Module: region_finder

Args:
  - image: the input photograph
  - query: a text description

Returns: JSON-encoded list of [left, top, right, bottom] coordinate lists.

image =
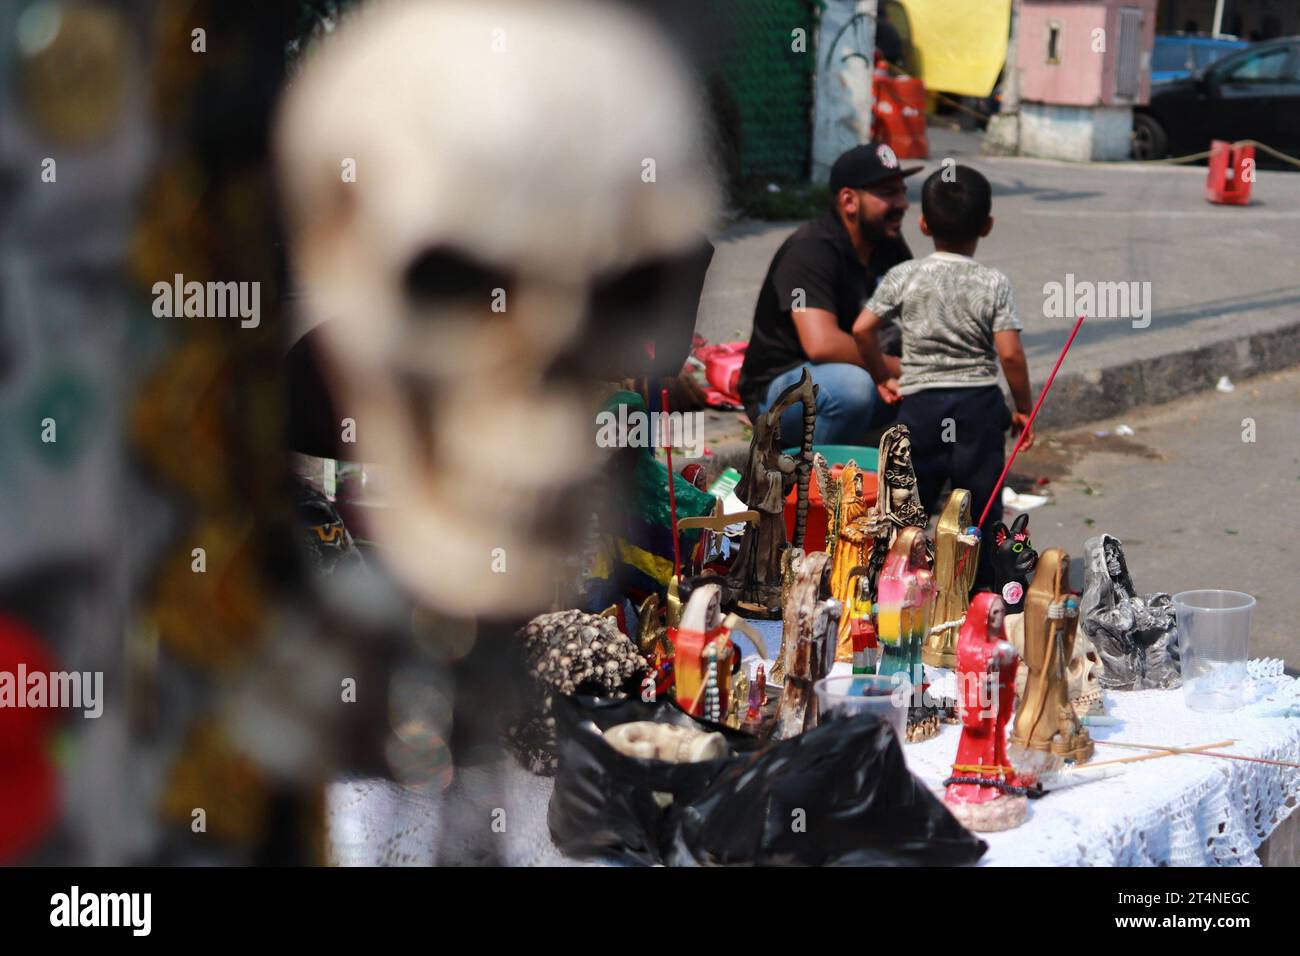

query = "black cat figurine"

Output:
[[991, 514, 1036, 614]]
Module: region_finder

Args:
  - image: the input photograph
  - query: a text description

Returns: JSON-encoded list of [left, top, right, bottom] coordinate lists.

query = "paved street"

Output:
[[697, 126, 1300, 390], [1008, 364, 1300, 670]]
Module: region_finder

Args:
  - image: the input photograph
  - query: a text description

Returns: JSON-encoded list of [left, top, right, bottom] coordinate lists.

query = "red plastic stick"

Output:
[[976, 313, 1086, 529], [662, 387, 681, 580]]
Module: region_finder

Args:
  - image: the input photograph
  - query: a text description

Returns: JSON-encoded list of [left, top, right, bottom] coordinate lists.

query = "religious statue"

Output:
[[724, 370, 816, 617], [943, 593, 1027, 831], [830, 463, 872, 661], [923, 489, 980, 668], [813, 453, 840, 556], [769, 546, 804, 685], [875, 526, 939, 741], [1010, 549, 1094, 769], [864, 425, 930, 594], [1079, 533, 1180, 690], [745, 663, 766, 729], [991, 513, 1036, 614], [671, 584, 737, 722], [845, 567, 879, 674], [773, 552, 839, 739]]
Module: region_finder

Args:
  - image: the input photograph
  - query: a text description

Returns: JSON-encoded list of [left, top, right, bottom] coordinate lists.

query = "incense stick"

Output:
[[1097, 740, 1300, 771], [1086, 740, 1235, 770]]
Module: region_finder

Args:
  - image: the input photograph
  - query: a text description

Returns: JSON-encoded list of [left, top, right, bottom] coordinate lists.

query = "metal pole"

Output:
[[1212, 0, 1227, 37]]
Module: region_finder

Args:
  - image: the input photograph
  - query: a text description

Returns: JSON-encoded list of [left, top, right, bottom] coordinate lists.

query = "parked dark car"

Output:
[[1151, 34, 1248, 84], [1133, 37, 1300, 160]]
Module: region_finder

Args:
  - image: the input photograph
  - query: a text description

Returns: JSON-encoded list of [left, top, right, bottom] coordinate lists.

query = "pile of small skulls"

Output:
[[504, 609, 646, 775]]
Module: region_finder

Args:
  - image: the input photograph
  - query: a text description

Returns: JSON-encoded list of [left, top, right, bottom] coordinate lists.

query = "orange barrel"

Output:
[[873, 71, 929, 160], [1206, 140, 1254, 205]]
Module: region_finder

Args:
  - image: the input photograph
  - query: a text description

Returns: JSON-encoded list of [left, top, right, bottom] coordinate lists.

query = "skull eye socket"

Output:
[[591, 258, 676, 317], [583, 244, 713, 380], [403, 247, 511, 308]]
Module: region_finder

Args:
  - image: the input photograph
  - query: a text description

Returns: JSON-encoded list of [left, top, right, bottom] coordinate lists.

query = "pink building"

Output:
[[1015, 0, 1159, 160]]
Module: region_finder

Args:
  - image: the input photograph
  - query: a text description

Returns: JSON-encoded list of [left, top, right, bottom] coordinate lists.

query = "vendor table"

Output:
[[327, 665, 1300, 867]]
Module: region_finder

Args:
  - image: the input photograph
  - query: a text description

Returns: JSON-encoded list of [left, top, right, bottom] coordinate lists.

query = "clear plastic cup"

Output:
[[1174, 589, 1255, 713], [814, 675, 907, 742]]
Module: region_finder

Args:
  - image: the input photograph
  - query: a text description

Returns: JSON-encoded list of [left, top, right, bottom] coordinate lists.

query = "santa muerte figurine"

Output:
[[865, 425, 930, 595], [923, 489, 980, 668], [845, 567, 879, 674], [724, 370, 816, 618], [672, 584, 738, 722], [875, 526, 940, 741], [944, 593, 1028, 832], [1079, 533, 1180, 691], [1010, 549, 1094, 770], [773, 551, 840, 739], [830, 462, 872, 661]]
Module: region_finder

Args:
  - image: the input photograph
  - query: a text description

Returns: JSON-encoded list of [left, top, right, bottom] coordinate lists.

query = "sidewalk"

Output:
[[1010, 364, 1300, 670], [694, 126, 1300, 466]]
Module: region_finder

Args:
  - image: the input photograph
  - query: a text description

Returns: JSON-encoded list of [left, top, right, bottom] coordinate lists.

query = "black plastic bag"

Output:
[[547, 694, 760, 866], [668, 711, 987, 866]]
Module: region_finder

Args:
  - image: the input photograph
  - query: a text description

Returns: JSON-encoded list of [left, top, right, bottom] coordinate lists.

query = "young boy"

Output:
[[852, 165, 1032, 586]]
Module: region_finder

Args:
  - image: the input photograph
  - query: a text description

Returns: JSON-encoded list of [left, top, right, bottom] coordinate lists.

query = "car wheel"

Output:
[[1131, 113, 1167, 160]]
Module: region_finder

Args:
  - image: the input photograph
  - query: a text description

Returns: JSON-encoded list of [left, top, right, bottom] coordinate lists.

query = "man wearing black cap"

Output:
[[738, 142, 921, 444]]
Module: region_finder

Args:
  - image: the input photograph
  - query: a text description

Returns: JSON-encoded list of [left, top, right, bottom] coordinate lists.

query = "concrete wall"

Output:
[[812, 0, 878, 183], [1020, 102, 1135, 160]]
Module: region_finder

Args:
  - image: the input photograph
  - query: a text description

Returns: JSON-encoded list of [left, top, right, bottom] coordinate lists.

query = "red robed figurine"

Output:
[[943, 593, 1028, 832]]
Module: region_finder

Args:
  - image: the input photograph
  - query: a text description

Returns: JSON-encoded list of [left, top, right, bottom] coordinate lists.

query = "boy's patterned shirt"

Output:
[[866, 251, 1021, 395]]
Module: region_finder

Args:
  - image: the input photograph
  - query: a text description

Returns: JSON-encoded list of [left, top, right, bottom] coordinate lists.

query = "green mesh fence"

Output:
[[708, 0, 817, 184]]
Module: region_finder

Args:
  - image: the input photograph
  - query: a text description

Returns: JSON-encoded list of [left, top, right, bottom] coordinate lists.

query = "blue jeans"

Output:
[[759, 363, 897, 447]]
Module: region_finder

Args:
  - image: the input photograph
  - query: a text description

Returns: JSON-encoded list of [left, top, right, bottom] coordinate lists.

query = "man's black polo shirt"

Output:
[[738, 211, 911, 414]]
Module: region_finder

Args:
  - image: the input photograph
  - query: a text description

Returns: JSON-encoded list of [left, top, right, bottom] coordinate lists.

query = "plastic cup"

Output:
[[1174, 589, 1254, 713], [814, 675, 907, 742]]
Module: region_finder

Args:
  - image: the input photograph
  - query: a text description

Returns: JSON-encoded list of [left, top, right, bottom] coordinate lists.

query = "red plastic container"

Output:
[[783, 464, 878, 550], [1206, 140, 1254, 206], [873, 64, 929, 160]]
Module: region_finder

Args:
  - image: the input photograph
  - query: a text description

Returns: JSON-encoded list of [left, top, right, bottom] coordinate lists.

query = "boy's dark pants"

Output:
[[897, 385, 1011, 589]]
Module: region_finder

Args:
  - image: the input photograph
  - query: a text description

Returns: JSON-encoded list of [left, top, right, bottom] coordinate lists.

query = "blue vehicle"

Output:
[[1151, 34, 1250, 84]]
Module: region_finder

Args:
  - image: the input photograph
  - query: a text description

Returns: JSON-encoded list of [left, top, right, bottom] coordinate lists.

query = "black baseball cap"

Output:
[[830, 143, 923, 192]]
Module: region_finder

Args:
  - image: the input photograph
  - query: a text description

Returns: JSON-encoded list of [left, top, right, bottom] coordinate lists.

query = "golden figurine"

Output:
[[1009, 549, 1094, 770], [923, 489, 980, 668], [813, 452, 840, 556], [829, 463, 872, 662], [726, 669, 749, 730]]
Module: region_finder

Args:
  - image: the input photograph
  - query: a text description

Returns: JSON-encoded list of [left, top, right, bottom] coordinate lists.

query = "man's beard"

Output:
[[858, 204, 901, 241]]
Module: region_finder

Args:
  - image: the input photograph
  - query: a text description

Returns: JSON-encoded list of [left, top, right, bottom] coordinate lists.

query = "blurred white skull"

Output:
[[277, 0, 717, 615]]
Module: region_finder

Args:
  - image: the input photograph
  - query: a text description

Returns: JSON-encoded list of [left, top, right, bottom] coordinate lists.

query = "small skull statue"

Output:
[[276, 0, 717, 616], [602, 721, 729, 764], [1067, 632, 1105, 718]]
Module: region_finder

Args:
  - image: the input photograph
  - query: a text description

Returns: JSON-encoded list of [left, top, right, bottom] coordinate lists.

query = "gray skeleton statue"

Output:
[[1079, 534, 1181, 690]]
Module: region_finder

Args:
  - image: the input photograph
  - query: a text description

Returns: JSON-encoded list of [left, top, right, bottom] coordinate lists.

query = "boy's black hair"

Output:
[[921, 165, 992, 243]]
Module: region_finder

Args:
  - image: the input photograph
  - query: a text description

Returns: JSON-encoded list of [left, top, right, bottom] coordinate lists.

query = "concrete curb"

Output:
[[698, 318, 1300, 476], [1035, 318, 1300, 429]]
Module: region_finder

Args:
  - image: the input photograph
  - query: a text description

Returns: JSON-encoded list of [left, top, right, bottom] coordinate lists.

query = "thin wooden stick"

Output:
[[1086, 740, 1235, 770], [1097, 739, 1300, 771]]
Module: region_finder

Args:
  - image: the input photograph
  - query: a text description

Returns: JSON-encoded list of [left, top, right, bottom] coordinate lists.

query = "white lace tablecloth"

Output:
[[327, 669, 1300, 867]]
